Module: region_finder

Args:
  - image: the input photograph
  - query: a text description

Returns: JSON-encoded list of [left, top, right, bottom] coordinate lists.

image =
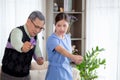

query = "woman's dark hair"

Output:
[[55, 12, 70, 25]]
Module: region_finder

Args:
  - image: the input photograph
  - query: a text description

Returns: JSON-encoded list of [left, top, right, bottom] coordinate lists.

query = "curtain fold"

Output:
[[117, 7, 120, 80], [86, 0, 120, 80]]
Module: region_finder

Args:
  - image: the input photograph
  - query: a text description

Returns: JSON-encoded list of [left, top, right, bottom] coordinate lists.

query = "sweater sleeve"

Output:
[[10, 28, 23, 52], [33, 38, 43, 60]]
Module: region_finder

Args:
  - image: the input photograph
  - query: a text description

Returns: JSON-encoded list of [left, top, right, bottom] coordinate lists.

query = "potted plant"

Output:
[[76, 46, 106, 80]]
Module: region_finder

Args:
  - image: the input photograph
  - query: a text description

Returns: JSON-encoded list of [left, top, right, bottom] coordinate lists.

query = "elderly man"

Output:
[[1, 11, 45, 80]]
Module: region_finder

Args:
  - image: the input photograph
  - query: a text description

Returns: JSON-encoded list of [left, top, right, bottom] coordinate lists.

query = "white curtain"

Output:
[[0, 0, 46, 64], [86, 0, 120, 80]]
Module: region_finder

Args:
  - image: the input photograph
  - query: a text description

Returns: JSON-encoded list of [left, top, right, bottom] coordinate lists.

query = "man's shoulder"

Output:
[[11, 27, 22, 34]]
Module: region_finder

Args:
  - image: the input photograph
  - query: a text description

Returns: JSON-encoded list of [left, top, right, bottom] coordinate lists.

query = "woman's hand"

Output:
[[71, 55, 83, 64]]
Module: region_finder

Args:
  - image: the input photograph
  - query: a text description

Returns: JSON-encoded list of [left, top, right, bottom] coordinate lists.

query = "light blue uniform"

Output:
[[45, 33, 73, 80]]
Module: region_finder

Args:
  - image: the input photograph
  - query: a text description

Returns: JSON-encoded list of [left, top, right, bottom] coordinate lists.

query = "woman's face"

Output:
[[55, 19, 69, 35]]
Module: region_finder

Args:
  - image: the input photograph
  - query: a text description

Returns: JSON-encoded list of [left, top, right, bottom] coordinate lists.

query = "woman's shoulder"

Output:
[[66, 33, 71, 36], [65, 33, 71, 39], [48, 33, 58, 39], [47, 33, 59, 41]]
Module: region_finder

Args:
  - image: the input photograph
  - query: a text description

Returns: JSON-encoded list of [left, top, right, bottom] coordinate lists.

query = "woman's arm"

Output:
[[55, 45, 83, 64]]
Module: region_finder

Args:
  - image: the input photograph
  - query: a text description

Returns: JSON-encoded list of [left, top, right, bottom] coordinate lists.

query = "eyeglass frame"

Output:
[[31, 20, 45, 31]]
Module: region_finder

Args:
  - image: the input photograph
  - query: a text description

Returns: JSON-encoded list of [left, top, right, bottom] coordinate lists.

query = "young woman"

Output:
[[45, 12, 83, 80]]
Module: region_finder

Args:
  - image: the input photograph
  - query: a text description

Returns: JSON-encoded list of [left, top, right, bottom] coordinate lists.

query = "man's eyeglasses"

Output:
[[31, 20, 45, 31]]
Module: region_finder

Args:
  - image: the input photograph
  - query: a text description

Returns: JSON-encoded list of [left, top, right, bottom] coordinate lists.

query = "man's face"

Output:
[[29, 18, 45, 37]]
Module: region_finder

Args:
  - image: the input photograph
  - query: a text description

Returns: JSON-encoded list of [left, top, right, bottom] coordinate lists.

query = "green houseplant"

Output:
[[76, 46, 106, 80]]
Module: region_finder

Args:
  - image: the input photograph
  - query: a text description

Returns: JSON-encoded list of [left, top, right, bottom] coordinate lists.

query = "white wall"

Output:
[[86, 0, 120, 80], [0, 0, 46, 64]]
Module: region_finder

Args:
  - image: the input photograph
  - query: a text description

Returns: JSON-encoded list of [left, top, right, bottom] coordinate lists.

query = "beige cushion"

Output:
[[30, 69, 47, 80], [31, 61, 48, 70], [72, 68, 80, 80], [30, 61, 48, 80]]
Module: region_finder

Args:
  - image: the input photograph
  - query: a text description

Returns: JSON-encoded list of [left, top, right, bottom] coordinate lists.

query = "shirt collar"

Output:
[[24, 24, 31, 38]]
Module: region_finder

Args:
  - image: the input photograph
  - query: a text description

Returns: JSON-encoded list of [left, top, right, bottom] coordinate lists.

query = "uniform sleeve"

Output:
[[46, 36, 59, 52], [11, 28, 23, 52]]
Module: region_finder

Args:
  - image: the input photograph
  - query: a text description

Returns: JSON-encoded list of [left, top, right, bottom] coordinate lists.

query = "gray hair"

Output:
[[28, 10, 45, 23]]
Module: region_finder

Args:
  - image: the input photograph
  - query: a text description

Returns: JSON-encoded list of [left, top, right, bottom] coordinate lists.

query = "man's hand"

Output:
[[36, 57, 44, 65], [21, 41, 34, 53]]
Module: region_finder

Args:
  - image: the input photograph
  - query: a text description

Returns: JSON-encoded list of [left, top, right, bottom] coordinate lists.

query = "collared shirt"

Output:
[[10, 25, 43, 58]]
